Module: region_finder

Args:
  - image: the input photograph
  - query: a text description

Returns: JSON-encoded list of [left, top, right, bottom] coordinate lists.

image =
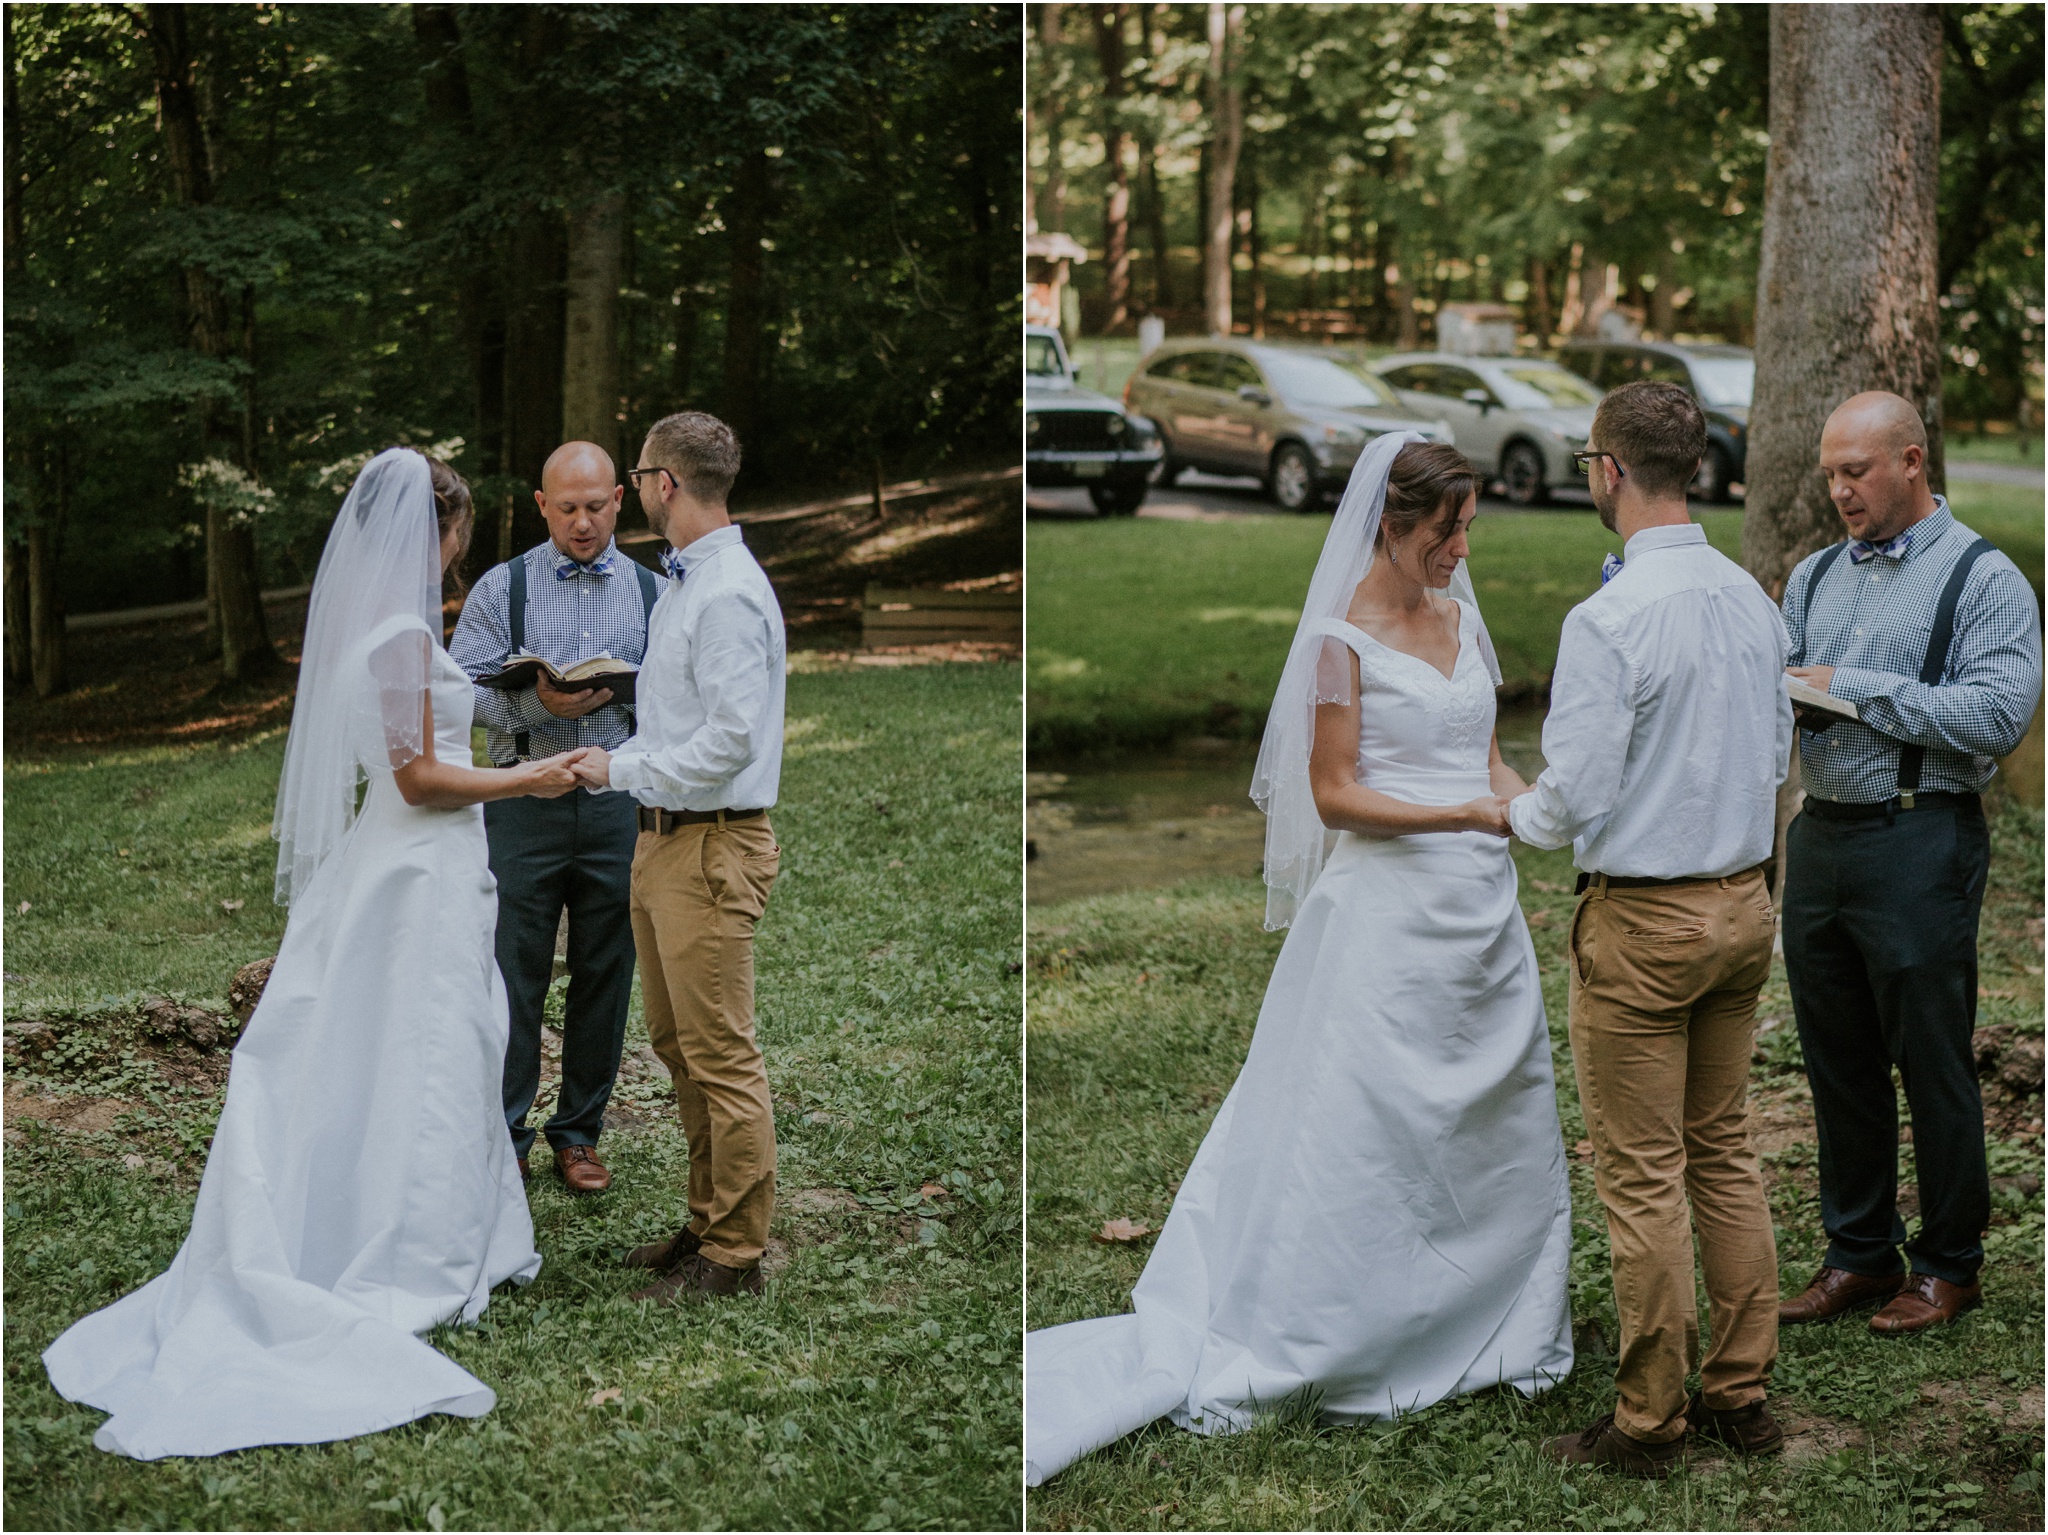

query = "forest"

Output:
[[6, 2, 1021, 684], [1030, 3, 2040, 423]]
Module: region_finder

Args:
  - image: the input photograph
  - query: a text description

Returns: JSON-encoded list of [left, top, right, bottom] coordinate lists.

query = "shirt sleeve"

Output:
[[608, 591, 775, 800], [447, 562, 556, 739], [1827, 558, 2044, 760], [1508, 605, 1638, 850], [1780, 556, 1812, 667]]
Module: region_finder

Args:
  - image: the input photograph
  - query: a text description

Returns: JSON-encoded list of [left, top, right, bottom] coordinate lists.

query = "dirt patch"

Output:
[[4, 1081, 146, 1137], [1775, 1408, 1870, 1466]]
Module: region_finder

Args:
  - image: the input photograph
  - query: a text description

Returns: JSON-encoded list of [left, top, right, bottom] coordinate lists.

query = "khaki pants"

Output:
[[1568, 868, 1780, 1444], [629, 814, 780, 1269]]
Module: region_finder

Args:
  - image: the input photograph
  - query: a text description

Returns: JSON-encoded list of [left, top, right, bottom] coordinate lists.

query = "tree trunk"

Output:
[[144, 3, 274, 681], [1037, 3, 1067, 233], [1139, 130, 1169, 310], [502, 211, 567, 520], [562, 191, 624, 460], [27, 438, 66, 698], [1201, 2, 1244, 338], [1093, 5, 1130, 332], [4, 542, 29, 692], [1649, 236, 1677, 339], [4, 12, 39, 692], [1528, 254, 1554, 343], [722, 148, 771, 453], [1744, 3, 1944, 597], [1246, 153, 1264, 338]]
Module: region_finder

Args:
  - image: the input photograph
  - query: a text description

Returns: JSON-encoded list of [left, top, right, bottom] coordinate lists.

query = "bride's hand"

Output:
[[517, 752, 583, 799], [1459, 795, 1513, 836]]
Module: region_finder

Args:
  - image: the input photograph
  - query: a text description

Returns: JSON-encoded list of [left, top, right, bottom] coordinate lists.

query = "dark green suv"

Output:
[[1555, 340, 1753, 502]]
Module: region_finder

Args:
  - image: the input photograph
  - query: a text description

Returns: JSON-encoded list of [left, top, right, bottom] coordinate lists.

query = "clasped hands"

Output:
[[512, 745, 613, 798]]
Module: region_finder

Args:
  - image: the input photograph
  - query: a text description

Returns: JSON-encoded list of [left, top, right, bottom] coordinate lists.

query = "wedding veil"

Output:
[[1249, 431, 1501, 930], [271, 448, 443, 905]]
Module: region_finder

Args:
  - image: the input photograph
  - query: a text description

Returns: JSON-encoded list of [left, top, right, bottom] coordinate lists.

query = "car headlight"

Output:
[[1124, 414, 1159, 446], [1728, 424, 1744, 439], [1026, 415, 1042, 442]]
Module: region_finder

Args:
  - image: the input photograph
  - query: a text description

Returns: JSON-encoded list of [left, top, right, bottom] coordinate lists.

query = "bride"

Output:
[[1025, 433, 1574, 1485], [43, 448, 582, 1459]]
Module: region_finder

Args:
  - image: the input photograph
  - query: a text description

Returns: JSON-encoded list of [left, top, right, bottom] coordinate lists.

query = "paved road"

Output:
[[1946, 459, 2045, 488]]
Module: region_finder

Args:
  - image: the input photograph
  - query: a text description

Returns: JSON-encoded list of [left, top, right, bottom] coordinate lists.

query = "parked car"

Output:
[[1555, 339, 1752, 501], [1025, 324, 1163, 516], [1370, 352, 1603, 506], [1123, 340, 1452, 512]]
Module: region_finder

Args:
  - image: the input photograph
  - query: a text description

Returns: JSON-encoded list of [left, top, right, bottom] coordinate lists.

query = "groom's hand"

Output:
[[1787, 665, 1836, 694], [537, 675, 614, 718], [570, 745, 612, 789]]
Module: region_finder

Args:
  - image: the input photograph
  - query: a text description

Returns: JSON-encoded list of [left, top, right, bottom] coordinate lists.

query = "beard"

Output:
[[1591, 479, 1619, 533]]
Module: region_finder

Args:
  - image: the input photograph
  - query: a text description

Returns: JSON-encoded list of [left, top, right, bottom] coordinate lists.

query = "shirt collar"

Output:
[[1897, 498, 1952, 559], [667, 523, 743, 576], [1622, 522, 1707, 562], [548, 538, 621, 579]]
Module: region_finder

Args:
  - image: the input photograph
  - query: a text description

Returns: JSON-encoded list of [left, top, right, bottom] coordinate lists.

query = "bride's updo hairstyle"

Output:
[[417, 451, 474, 593], [1375, 442, 1480, 565]]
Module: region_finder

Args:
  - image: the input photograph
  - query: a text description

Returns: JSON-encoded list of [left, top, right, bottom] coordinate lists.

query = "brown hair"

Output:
[[642, 411, 742, 502], [420, 452, 474, 594], [1377, 441, 1481, 556], [1590, 381, 1707, 499]]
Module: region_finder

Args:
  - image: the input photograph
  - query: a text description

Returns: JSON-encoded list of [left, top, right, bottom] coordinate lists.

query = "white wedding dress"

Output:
[[1026, 600, 1574, 1485], [44, 616, 540, 1459]]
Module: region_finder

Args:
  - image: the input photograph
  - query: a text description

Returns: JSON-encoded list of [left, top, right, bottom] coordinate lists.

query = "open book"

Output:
[[477, 654, 638, 709], [1787, 676, 1859, 732]]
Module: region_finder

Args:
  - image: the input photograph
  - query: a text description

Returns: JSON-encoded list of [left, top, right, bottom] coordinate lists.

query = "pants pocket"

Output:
[[1571, 895, 1596, 986]]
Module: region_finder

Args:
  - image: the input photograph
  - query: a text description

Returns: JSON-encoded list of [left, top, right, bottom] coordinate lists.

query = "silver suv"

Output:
[[1124, 340, 1451, 512], [1371, 352, 1602, 506]]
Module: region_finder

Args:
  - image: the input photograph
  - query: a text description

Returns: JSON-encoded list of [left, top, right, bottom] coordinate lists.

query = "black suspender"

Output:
[[1897, 536, 1994, 807], [1800, 533, 1995, 807], [503, 551, 659, 763]]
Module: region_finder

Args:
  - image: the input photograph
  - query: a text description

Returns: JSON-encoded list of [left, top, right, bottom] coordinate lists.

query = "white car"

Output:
[[1370, 352, 1603, 505]]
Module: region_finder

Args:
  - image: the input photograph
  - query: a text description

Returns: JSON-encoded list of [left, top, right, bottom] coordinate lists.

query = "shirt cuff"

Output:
[[607, 750, 649, 795], [1825, 666, 1909, 706], [1507, 791, 1567, 850]]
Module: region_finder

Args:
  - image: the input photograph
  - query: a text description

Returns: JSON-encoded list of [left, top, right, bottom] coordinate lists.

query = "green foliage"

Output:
[[3, 662, 1023, 1530]]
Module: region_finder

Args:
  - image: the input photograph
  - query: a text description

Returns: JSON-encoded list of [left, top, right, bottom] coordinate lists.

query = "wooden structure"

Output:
[[860, 585, 1020, 649]]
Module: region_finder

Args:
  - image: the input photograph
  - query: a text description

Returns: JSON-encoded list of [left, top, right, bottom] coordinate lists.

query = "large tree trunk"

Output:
[[1201, 2, 1244, 338], [1527, 254, 1554, 343], [144, 3, 274, 682], [27, 439, 67, 698], [1744, 4, 1944, 597], [1037, 4, 1066, 233], [4, 544, 29, 692], [502, 212, 567, 526], [721, 148, 771, 453], [562, 192, 625, 460], [4, 11, 40, 693], [1093, 5, 1130, 331]]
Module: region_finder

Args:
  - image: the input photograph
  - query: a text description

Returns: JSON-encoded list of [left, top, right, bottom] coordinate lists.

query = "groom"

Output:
[[1510, 381, 1793, 1476], [569, 411, 788, 1302]]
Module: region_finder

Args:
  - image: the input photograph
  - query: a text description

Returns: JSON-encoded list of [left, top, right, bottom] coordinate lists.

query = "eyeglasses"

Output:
[[623, 466, 674, 490], [1570, 450, 1625, 480]]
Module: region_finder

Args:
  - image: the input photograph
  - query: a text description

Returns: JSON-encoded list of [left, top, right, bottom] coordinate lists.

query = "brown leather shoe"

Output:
[[1686, 1393, 1784, 1456], [1540, 1414, 1686, 1479], [630, 1252, 764, 1304], [623, 1226, 702, 1271], [555, 1144, 611, 1194], [1778, 1265, 1904, 1324], [1870, 1272, 1982, 1335]]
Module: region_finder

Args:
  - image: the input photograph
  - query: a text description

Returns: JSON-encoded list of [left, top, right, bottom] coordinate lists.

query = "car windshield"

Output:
[[1260, 353, 1395, 409], [1026, 334, 1068, 379], [1688, 356, 1754, 408], [1495, 366, 1602, 409]]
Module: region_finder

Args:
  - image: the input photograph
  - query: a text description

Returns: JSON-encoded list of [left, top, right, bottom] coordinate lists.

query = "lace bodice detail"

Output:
[[1324, 600, 1495, 792]]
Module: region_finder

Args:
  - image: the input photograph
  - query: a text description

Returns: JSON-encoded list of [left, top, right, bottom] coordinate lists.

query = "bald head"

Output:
[[534, 440, 623, 564], [1818, 391, 1937, 545]]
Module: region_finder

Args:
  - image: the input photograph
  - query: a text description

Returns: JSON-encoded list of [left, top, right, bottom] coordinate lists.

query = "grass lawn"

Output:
[[1028, 486, 2043, 757], [1024, 790, 2045, 1532], [4, 662, 1023, 1531]]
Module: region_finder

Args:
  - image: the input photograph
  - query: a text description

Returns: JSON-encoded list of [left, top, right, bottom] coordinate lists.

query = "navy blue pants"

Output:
[[485, 789, 639, 1158], [1781, 799, 1992, 1287]]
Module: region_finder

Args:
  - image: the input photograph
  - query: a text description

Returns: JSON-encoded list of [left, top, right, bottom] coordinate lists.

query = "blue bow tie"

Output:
[[553, 549, 615, 580], [658, 546, 687, 582], [1848, 531, 1913, 565], [1600, 553, 1624, 586]]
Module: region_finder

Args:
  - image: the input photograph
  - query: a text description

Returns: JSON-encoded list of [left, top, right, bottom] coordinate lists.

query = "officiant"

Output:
[[451, 441, 661, 1194]]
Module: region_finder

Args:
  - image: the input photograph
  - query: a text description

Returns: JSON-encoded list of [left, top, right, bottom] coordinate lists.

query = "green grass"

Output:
[[1948, 433, 2044, 466], [1028, 488, 2043, 757], [1025, 794, 2045, 1532], [4, 663, 1023, 1531]]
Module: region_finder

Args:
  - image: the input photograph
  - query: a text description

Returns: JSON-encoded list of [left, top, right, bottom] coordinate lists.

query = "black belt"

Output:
[[1801, 791, 1979, 822], [1575, 863, 1770, 895], [637, 806, 766, 834]]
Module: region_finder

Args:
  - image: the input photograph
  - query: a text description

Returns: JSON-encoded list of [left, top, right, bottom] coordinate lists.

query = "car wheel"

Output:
[[1089, 481, 1147, 517], [1693, 445, 1733, 503], [1500, 440, 1550, 507], [1153, 432, 1186, 486], [1269, 442, 1319, 513]]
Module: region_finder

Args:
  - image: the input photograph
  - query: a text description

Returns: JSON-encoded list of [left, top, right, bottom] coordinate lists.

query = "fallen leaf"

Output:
[[919, 1182, 947, 1200], [117, 849, 131, 858], [887, 858, 904, 869], [14, 902, 27, 915], [1094, 1217, 1154, 1244], [1574, 1140, 1595, 1160], [1526, 909, 1552, 926], [221, 899, 245, 914], [122, 1153, 146, 1171], [1530, 878, 1565, 895], [1137, 971, 1151, 984], [588, 1387, 622, 1407]]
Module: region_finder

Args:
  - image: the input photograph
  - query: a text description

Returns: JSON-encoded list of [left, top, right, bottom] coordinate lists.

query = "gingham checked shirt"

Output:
[[1783, 500, 2042, 803], [448, 539, 660, 766]]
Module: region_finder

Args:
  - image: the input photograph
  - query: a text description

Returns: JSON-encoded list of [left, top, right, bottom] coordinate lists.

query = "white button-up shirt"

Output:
[[1508, 523, 1793, 877], [608, 525, 786, 812]]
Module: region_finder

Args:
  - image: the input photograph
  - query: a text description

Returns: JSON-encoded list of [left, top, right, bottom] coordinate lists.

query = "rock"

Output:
[[1975, 1025, 2013, 1075], [1999, 1035, 2044, 1097], [142, 996, 231, 1050], [228, 957, 276, 1025]]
